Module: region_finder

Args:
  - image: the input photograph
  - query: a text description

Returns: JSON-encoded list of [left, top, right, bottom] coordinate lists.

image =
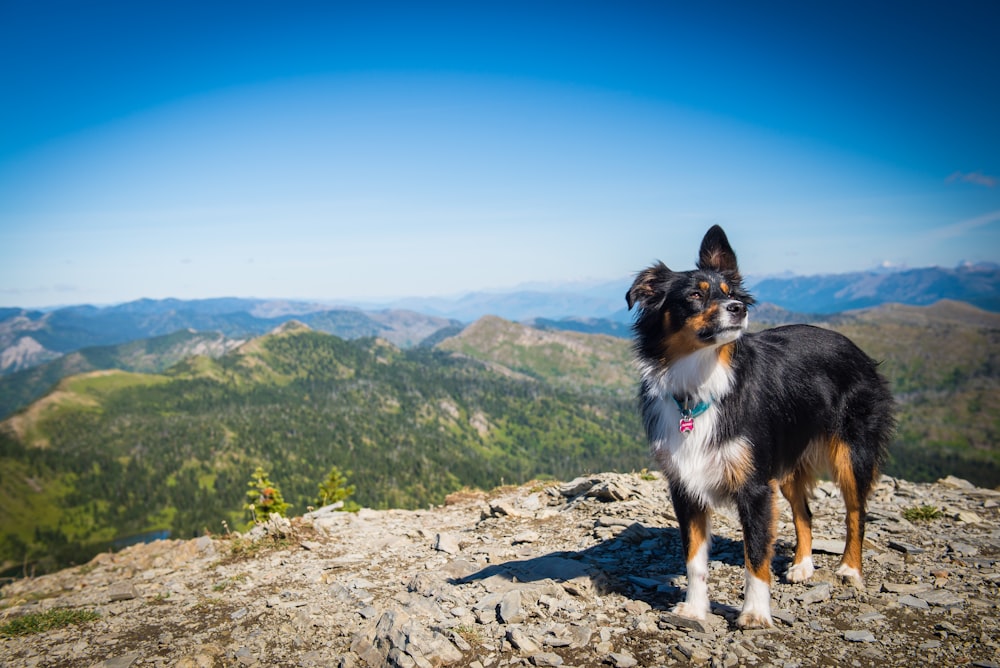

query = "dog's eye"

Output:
[[689, 291, 703, 301]]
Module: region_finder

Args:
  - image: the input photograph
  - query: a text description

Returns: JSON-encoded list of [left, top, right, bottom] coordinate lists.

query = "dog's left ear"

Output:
[[697, 225, 740, 275]]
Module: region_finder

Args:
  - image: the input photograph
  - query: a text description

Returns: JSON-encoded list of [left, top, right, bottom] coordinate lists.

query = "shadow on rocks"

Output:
[[452, 523, 745, 613]]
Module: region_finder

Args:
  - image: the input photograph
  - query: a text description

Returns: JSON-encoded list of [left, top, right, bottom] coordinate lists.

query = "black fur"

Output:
[[719, 325, 895, 489]]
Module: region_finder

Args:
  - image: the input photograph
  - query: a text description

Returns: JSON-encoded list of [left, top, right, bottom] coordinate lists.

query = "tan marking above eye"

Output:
[[699, 281, 710, 292], [720, 282, 730, 294]]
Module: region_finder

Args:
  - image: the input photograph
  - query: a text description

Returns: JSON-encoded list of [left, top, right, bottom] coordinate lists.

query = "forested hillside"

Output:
[[0, 324, 646, 573], [0, 330, 242, 419], [439, 303, 1000, 489], [437, 315, 635, 396], [1, 300, 997, 575]]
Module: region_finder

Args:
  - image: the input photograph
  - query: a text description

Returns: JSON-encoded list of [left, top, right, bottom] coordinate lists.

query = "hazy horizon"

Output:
[[6, 258, 996, 313]]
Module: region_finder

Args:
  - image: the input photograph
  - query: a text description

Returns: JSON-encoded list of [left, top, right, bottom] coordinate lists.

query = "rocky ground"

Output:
[[2, 471, 999, 668]]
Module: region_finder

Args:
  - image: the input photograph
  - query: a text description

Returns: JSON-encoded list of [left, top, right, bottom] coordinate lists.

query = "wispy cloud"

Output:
[[929, 210, 1000, 239], [946, 171, 998, 188]]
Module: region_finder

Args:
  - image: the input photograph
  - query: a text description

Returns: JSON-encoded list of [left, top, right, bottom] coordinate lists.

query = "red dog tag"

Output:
[[679, 417, 695, 434]]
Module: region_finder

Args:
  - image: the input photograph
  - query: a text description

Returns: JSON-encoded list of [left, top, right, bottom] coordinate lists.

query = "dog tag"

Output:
[[679, 417, 695, 434]]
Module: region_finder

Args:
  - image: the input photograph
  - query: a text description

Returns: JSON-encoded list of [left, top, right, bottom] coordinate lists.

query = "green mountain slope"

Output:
[[0, 330, 242, 420], [1, 302, 996, 574], [439, 305, 1000, 489], [0, 324, 646, 572], [436, 315, 635, 396]]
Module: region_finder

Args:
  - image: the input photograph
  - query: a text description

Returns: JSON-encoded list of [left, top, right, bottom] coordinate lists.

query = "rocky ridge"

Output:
[[2, 472, 999, 667]]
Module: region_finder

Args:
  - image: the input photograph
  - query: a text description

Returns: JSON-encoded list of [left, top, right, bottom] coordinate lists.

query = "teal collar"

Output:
[[672, 395, 711, 418]]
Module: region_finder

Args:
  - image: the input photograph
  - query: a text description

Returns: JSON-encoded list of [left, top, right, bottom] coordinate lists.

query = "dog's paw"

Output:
[[785, 558, 815, 583], [671, 602, 708, 621], [835, 563, 864, 587], [736, 609, 774, 629]]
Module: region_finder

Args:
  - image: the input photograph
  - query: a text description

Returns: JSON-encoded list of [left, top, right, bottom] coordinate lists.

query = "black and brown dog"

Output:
[[626, 225, 895, 628]]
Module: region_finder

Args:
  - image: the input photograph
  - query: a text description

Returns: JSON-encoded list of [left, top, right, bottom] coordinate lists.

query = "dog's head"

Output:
[[626, 225, 755, 365]]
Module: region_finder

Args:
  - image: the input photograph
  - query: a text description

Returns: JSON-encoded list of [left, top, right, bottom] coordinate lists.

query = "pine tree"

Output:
[[245, 466, 290, 522], [316, 465, 359, 511]]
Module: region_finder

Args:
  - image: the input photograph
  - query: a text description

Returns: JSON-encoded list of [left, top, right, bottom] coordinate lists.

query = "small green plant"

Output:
[[315, 465, 360, 511], [245, 466, 290, 523], [902, 504, 944, 522], [0, 608, 100, 636], [228, 535, 264, 558], [227, 534, 291, 560]]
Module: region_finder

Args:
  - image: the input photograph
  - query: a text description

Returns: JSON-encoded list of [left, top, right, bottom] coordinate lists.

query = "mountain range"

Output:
[[0, 262, 998, 573], [2, 263, 998, 382], [0, 321, 648, 572], [0, 301, 459, 376], [371, 261, 1000, 320]]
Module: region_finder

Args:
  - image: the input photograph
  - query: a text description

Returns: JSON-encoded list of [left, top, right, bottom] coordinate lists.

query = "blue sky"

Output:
[[1, 1, 998, 308]]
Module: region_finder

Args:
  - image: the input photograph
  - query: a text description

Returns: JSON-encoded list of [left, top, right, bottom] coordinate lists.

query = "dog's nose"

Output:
[[726, 301, 747, 317]]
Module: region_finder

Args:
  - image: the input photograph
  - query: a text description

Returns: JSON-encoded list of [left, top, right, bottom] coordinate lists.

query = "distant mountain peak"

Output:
[[270, 320, 312, 335]]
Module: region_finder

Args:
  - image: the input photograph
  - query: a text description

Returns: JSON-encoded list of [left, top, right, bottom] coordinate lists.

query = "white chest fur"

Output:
[[640, 347, 750, 508]]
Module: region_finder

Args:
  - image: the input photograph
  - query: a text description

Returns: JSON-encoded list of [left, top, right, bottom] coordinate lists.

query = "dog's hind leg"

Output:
[[828, 437, 866, 585], [780, 470, 815, 583]]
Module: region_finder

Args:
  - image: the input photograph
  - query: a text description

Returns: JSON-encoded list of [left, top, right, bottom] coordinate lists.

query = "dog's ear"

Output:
[[697, 225, 740, 275], [626, 262, 671, 311]]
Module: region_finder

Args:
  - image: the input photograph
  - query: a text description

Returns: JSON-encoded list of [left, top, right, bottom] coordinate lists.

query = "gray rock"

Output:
[[949, 541, 979, 555], [898, 594, 930, 609], [107, 581, 139, 602], [507, 627, 541, 653], [608, 651, 639, 668], [915, 589, 965, 608], [404, 627, 463, 665], [434, 532, 462, 555], [888, 540, 925, 554], [659, 611, 717, 633], [560, 477, 600, 497], [591, 480, 632, 502], [938, 475, 975, 489], [102, 653, 140, 668], [512, 530, 541, 544], [498, 589, 524, 624], [772, 609, 796, 626], [2, 471, 998, 668], [795, 583, 832, 605], [811, 539, 846, 555], [882, 581, 932, 594]]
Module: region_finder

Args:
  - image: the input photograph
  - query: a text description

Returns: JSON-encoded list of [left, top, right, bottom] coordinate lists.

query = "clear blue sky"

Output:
[[1, 1, 998, 308]]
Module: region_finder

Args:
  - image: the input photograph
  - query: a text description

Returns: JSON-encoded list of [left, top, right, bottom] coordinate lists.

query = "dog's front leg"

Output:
[[670, 486, 711, 620], [735, 480, 778, 628]]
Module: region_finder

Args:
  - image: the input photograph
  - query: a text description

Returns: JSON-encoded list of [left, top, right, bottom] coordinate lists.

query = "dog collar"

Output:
[[673, 395, 711, 434], [673, 395, 711, 417]]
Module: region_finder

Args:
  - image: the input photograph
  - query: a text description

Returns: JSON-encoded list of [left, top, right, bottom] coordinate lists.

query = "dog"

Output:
[[626, 225, 895, 628]]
